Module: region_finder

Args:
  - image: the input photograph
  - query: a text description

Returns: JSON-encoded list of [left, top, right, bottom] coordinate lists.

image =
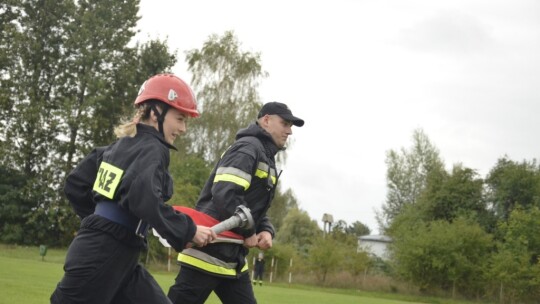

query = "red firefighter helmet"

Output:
[[134, 74, 199, 117]]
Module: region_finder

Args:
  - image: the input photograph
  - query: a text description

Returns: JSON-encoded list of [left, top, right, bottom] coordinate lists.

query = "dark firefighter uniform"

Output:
[[168, 122, 279, 304], [51, 124, 196, 304], [253, 254, 265, 286]]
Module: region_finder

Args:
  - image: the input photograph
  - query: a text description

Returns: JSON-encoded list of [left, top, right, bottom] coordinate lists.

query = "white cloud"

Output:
[[401, 9, 494, 54], [137, 0, 540, 234]]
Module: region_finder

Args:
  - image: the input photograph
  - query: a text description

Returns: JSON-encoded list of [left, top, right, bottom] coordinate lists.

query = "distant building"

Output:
[[357, 235, 392, 260]]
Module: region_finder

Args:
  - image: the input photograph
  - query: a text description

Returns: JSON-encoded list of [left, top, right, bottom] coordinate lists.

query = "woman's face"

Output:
[[162, 107, 188, 145]]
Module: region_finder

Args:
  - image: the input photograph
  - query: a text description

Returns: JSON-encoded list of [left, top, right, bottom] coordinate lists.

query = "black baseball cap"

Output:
[[257, 102, 304, 127]]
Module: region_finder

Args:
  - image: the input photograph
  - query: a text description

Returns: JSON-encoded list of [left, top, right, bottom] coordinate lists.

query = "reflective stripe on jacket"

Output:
[[178, 248, 249, 277]]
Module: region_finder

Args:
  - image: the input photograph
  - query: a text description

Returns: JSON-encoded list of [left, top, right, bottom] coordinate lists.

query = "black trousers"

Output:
[[50, 229, 170, 304], [253, 269, 264, 281], [168, 266, 256, 304]]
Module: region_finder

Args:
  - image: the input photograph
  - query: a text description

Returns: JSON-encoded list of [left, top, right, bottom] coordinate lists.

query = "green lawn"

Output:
[[0, 245, 478, 304], [154, 271, 426, 304]]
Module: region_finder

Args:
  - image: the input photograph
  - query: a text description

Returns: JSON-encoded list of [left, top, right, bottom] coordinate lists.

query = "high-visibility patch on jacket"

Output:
[[254, 162, 277, 186]]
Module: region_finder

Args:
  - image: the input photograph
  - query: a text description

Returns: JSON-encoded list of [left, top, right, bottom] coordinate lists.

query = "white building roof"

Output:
[[358, 235, 392, 243]]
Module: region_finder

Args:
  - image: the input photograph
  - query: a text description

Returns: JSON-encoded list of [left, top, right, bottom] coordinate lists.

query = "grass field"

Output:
[[0, 245, 480, 304]]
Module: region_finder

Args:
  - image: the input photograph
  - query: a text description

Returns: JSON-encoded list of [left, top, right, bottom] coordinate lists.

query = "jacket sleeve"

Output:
[[127, 160, 196, 251], [64, 147, 103, 219], [256, 215, 275, 238], [210, 143, 260, 238]]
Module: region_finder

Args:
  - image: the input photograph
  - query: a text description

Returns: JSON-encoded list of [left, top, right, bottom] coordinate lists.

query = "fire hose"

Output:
[[153, 205, 254, 247]]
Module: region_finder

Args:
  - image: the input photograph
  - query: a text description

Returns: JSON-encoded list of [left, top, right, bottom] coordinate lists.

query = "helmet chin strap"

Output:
[[150, 104, 170, 136]]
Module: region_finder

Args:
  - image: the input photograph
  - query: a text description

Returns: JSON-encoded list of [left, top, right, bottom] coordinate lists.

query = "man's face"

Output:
[[261, 114, 293, 148]]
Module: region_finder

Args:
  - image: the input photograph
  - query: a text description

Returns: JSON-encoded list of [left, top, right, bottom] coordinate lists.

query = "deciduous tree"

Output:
[[0, 0, 177, 245], [275, 208, 321, 255], [308, 235, 345, 283], [267, 186, 299, 233], [378, 129, 445, 231], [390, 216, 491, 296], [487, 206, 540, 302], [416, 164, 492, 228], [485, 157, 540, 220], [346, 220, 371, 237], [181, 31, 268, 163]]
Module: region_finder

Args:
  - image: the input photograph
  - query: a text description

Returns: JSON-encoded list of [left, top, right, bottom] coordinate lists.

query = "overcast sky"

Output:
[[137, 0, 540, 234]]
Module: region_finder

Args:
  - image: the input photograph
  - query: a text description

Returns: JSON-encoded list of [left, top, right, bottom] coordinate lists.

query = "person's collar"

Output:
[[136, 123, 177, 150]]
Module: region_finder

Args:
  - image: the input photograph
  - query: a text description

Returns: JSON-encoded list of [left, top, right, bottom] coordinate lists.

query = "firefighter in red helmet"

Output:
[[51, 74, 216, 304]]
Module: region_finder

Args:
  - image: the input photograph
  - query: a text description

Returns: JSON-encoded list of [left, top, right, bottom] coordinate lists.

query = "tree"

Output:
[[416, 164, 491, 227], [261, 243, 304, 281], [390, 216, 492, 297], [346, 221, 371, 237], [0, 166, 36, 244], [2, 0, 72, 173], [0, 1, 21, 128], [345, 249, 372, 286], [331, 219, 348, 235], [56, 0, 140, 171], [327, 220, 361, 247], [487, 206, 540, 302], [485, 157, 540, 220], [267, 186, 299, 233], [168, 152, 211, 208], [378, 129, 445, 231], [308, 235, 345, 283], [275, 208, 321, 255], [1, 0, 78, 246], [181, 31, 268, 163], [486, 248, 535, 303], [0, 0, 178, 245]]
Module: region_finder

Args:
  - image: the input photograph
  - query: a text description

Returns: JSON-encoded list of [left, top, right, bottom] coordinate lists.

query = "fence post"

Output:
[[167, 247, 171, 272], [252, 256, 256, 281], [275, 259, 278, 282], [288, 258, 293, 284], [269, 257, 274, 283]]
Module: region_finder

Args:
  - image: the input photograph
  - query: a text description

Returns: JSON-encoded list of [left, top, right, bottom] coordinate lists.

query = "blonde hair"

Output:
[[114, 102, 162, 138]]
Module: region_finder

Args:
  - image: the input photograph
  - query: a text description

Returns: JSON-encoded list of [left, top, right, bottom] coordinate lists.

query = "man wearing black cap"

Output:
[[168, 102, 304, 304]]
